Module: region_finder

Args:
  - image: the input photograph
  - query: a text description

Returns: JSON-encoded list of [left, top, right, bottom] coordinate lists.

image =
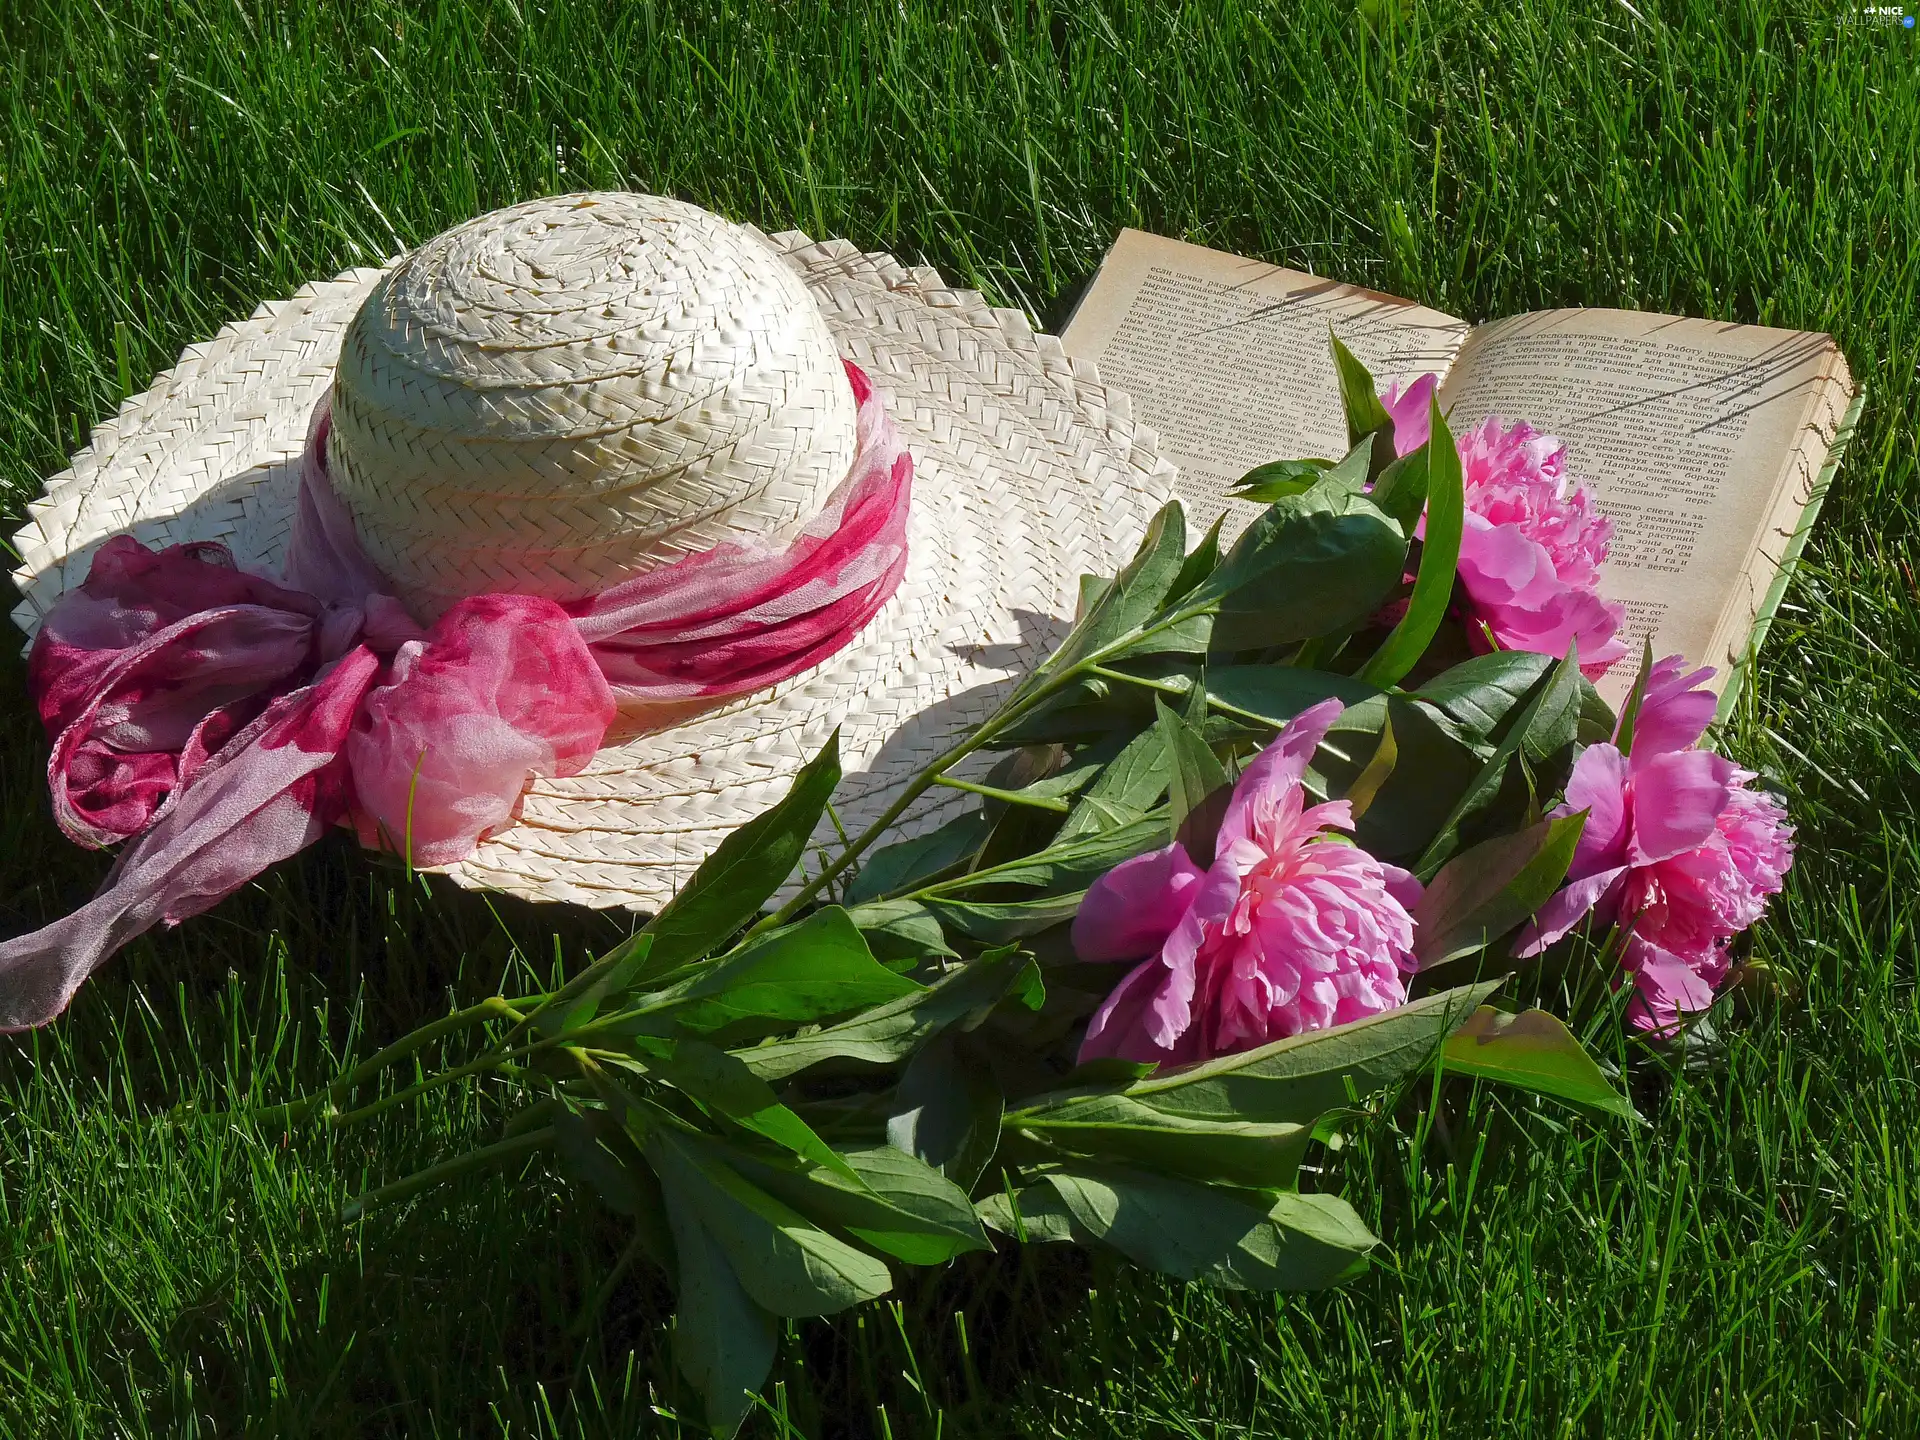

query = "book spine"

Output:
[[1711, 386, 1867, 727]]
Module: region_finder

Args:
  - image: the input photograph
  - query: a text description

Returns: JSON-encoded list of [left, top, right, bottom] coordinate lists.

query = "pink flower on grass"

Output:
[[1074, 700, 1421, 1066], [1516, 656, 1795, 1033], [1381, 375, 1628, 679]]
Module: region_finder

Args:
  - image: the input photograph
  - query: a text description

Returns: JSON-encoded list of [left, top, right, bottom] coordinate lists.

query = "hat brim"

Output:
[[10, 227, 1175, 912]]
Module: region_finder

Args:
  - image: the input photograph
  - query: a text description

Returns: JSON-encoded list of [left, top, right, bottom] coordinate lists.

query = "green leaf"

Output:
[[961, 746, 1087, 875], [638, 732, 843, 975], [1006, 1092, 1312, 1189], [886, 1031, 1004, 1189], [1415, 650, 1557, 746], [1341, 708, 1397, 824], [1204, 664, 1383, 729], [1441, 1007, 1638, 1120], [648, 1130, 892, 1317], [1504, 653, 1585, 770], [995, 748, 1111, 807], [1111, 980, 1502, 1125], [1227, 457, 1333, 503], [660, 1175, 777, 1438], [1044, 1165, 1376, 1290], [1413, 646, 1582, 877], [1155, 696, 1229, 844], [1358, 397, 1464, 688], [1332, 433, 1390, 493], [538, 933, 657, 1037], [1057, 725, 1173, 841], [1613, 638, 1658, 757], [638, 1038, 856, 1178], [653, 907, 922, 1035], [1330, 331, 1393, 448], [844, 810, 992, 905], [1367, 445, 1431, 533], [989, 677, 1138, 747], [1165, 513, 1229, 607], [1061, 1056, 1162, 1087], [1245, 1191, 1381, 1289], [976, 1181, 1088, 1244], [1411, 813, 1588, 969], [1310, 696, 1480, 861], [1108, 609, 1215, 659], [925, 815, 1169, 897], [847, 897, 957, 963], [1076, 572, 1111, 620], [1192, 479, 1408, 653], [551, 1108, 675, 1274], [732, 947, 1041, 1081], [1030, 500, 1189, 682], [839, 1144, 994, 1261], [1576, 678, 1619, 746], [1421, 649, 1616, 758], [730, 1143, 991, 1266], [923, 892, 1086, 942]]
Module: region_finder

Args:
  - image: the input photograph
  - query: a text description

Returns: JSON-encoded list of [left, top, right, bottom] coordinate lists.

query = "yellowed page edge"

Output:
[[1435, 309, 1846, 704]]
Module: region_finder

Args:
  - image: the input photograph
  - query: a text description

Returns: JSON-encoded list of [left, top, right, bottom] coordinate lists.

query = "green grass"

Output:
[[3, 0, 1918, 1434]]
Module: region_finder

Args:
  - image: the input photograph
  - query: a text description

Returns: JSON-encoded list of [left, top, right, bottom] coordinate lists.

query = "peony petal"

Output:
[[1380, 862, 1423, 915], [1628, 749, 1737, 865], [1474, 580, 1628, 679], [1623, 936, 1718, 1036], [1512, 865, 1628, 956], [1077, 955, 1181, 1064], [1457, 520, 1548, 606], [1625, 654, 1718, 756], [1215, 698, 1344, 857], [1071, 841, 1207, 963], [1380, 374, 1439, 457], [1144, 861, 1244, 1050], [1717, 783, 1795, 901], [1297, 798, 1356, 837], [1561, 743, 1631, 876], [1078, 695, 1420, 1062]]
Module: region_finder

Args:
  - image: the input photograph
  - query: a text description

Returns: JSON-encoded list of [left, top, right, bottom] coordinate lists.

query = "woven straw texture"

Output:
[[10, 196, 1177, 913], [330, 194, 861, 618]]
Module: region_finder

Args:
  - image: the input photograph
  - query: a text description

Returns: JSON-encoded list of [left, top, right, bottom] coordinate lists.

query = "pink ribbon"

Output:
[[1, 362, 912, 1030]]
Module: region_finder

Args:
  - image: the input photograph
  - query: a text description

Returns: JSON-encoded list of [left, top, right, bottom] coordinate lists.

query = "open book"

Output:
[[1060, 229, 1861, 710]]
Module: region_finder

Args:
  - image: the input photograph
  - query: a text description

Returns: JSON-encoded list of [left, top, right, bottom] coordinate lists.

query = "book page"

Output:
[[1061, 229, 1469, 543], [1437, 311, 1852, 703]]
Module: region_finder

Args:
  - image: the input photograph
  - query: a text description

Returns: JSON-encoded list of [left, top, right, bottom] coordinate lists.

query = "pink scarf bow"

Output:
[[0, 361, 911, 1031]]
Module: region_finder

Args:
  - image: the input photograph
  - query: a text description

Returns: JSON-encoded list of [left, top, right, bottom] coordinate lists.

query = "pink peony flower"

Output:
[[1074, 699, 1421, 1066], [1516, 656, 1795, 1032], [1381, 376, 1628, 679]]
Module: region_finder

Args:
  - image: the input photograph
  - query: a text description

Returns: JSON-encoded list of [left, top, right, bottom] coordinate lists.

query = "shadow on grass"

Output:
[[2, 636, 1114, 1439], [97, 1161, 1103, 1439]]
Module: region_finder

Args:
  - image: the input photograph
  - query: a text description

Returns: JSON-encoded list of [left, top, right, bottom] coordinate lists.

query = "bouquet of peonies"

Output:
[[263, 338, 1792, 1435]]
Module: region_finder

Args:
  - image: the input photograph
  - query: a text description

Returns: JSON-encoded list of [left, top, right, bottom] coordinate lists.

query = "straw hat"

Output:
[[10, 193, 1174, 912]]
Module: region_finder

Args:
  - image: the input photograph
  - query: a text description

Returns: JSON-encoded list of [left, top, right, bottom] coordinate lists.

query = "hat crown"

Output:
[[325, 192, 859, 618]]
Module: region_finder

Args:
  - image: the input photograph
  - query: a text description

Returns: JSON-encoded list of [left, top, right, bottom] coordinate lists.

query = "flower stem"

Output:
[[1085, 663, 1284, 731], [755, 607, 1203, 932], [932, 773, 1070, 811], [247, 995, 529, 1130], [340, 1125, 556, 1221], [322, 1040, 550, 1130], [751, 690, 1049, 931]]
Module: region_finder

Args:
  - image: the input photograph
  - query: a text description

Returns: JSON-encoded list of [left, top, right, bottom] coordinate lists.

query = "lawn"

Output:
[[3, 0, 1918, 1435]]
